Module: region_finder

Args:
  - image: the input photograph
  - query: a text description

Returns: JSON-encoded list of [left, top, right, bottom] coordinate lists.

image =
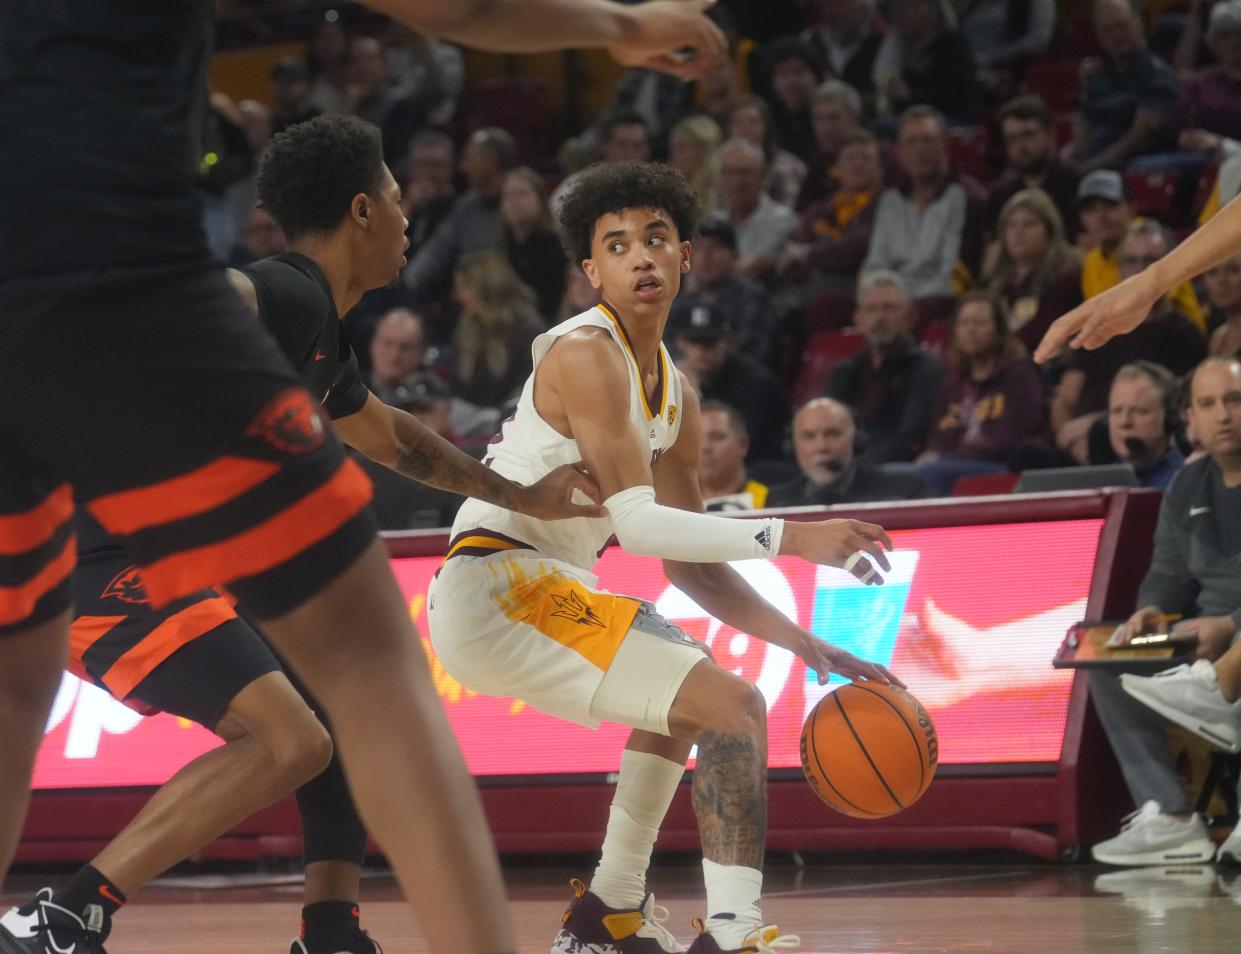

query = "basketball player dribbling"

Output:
[[0, 3, 725, 953], [427, 161, 903, 954]]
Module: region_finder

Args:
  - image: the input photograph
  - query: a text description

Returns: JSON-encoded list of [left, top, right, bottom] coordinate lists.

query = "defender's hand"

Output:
[[608, 0, 727, 80], [1035, 271, 1161, 363], [794, 634, 904, 688], [781, 519, 893, 584], [517, 463, 606, 521]]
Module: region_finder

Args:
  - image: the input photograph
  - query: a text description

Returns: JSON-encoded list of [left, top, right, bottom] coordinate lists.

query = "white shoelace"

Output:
[[638, 895, 683, 952], [1117, 802, 1161, 832], [748, 926, 803, 953]]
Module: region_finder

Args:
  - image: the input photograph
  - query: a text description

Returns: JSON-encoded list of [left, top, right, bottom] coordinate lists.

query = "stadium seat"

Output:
[[951, 472, 1020, 496], [803, 290, 856, 334], [791, 328, 866, 407], [920, 319, 950, 355], [1025, 60, 1082, 112], [947, 126, 995, 184], [1123, 168, 1181, 224]]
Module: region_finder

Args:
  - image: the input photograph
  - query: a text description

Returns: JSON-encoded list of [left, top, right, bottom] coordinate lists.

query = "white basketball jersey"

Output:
[[449, 303, 684, 571]]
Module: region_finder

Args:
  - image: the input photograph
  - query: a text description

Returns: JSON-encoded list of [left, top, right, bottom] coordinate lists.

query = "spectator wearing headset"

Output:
[[1088, 361, 1187, 491]]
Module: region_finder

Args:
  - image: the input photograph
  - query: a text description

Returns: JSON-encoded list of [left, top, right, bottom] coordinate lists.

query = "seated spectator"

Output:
[[762, 38, 825, 161], [984, 189, 1083, 351], [779, 130, 884, 296], [1177, 2, 1241, 149], [384, 24, 464, 127], [1094, 361, 1185, 490], [768, 398, 924, 506], [306, 15, 349, 114], [552, 110, 653, 211], [1087, 357, 1241, 869], [916, 292, 1044, 496], [802, 0, 886, 106], [401, 130, 458, 258], [1052, 221, 1207, 463], [269, 58, 320, 136], [672, 215, 777, 366], [953, 0, 1055, 78], [727, 96, 807, 208], [1069, 0, 1180, 173], [449, 251, 544, 410], [500, 167, 566, 320], [403, 127, 517, 308], [669, 302, 791, 462], [588, 69, 694, 157], [696, 22, 744, 130], [826, 270, 945, 463], [229, 206, 287, 268], [698, 401, 772, 511], [865, 106, 986, 300], [872, 0, 980, 123], [797, 79, 866, 210], [1077, 171, 1205, 330], [988, 95, 1083, 239], [668, 114, 723, 216], [1206, 253, 1241, 355], [717, 138, 798, 281], [344, 36, 437, 165], [368, 307, 431, 405]]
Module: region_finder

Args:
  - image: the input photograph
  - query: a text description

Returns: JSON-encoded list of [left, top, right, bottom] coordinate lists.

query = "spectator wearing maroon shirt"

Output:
[[872, 0, 980, 123], [916, 292, 1044, 496], [796, 79, 865, 210], [1178, 3, 1241, 152], [983, 188, 1083, 352], [778, 130, 883, 297], [762, 38, 825, 162], [987, 95, 1083, 239]]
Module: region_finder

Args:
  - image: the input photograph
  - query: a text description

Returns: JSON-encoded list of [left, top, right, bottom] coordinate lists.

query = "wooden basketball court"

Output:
[[7, 861, 1238, 952]]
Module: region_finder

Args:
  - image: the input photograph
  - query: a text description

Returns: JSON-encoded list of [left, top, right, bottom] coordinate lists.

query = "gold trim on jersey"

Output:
[[597, 302, 668, 421]]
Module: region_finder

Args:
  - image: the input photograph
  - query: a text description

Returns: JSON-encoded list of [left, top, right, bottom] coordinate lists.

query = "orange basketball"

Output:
[[800, 682, 938, 819]]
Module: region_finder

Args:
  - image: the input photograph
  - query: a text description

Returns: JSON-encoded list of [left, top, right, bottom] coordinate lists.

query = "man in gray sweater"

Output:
[[1091, 357, 1241, 868]]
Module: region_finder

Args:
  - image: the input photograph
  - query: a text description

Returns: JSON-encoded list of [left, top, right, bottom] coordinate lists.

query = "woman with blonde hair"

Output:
[[500, 166, 566, 319], [984, 187, 1083, 350], [667, 114, 722, 215], [450, 250, 545, 410]]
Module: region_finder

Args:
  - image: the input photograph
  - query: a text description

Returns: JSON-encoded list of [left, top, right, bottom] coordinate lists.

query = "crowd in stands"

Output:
[[209, 0, 1241, 528]]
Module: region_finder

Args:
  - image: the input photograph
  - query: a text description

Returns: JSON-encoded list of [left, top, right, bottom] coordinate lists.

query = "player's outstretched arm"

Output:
[[364, 0, 726, 80], [331, 392, 605, 520], [1035, 192, 1241, 362], [653, 383, 901, 687]]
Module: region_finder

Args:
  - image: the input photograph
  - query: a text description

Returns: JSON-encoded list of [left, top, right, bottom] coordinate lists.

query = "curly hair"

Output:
[[256, 114, 386, 239], [557, 161, 700, 264]]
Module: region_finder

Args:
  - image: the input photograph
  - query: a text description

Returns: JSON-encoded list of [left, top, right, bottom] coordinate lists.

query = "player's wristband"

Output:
[[604, 485, 784, 563]]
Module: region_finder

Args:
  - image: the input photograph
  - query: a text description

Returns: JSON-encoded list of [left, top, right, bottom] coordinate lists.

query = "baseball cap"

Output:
[[696, 215, 737, 249], [668, 299, 733, 341], [1076, 170, 1125, 206]]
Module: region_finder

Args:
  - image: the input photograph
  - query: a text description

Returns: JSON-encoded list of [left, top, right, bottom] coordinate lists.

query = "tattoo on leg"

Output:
[[692, 731, 766, 868]]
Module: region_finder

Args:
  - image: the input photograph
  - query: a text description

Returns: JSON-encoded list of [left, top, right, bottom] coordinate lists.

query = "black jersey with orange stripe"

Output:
[[76, 252, 369, 561]]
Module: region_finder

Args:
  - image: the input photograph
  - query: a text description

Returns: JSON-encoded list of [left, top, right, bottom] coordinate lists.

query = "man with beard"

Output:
[[987, 95, 1082, 239], [768, 398, 923, 507]]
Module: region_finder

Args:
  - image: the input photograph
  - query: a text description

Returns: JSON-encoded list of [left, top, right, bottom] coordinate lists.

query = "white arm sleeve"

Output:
[[604, 485, 784, 563]]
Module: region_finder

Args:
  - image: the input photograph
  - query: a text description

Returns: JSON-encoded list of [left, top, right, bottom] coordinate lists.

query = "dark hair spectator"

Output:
[[230, 205, 287, 268], [1069, 0, 1180, 173], [305, 15, 350, 114], [450, 250, 544, 409], [401, 130, 458, 256], [762, 38, 826, 161], [270, 57, 321, 136], [767, 397, 924, 506], [825, 270, 945, 463], [727, 96, 807, 208], [598, 110, 654, 164], [668, 115, 724, 217], [500, 166, 567, 320], [864, 106, 987, 302], [797, 79, 866, 210], [916, 292, 1044, 495], [954, 0, 1055, 74], [779, 130, 884, 296], [988, 95, 1083, 237], [697, 400, 772, 511], [984, 188, 1083, 351], [1206, 252, 1241, 356], [872, 0, 980, 122], [802, 0, 886, 106]]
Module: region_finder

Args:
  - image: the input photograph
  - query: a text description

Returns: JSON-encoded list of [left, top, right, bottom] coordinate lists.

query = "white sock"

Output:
[[590, 749, 683, 910], [702, 858, 763, 949]]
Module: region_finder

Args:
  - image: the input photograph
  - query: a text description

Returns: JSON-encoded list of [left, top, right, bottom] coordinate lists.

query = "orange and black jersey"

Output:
[[244, 253, 369, 421]]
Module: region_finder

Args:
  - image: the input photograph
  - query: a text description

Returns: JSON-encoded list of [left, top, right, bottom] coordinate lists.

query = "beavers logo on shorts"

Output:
[[102, 565, 150, 605], [246, 388, 326, 455]]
